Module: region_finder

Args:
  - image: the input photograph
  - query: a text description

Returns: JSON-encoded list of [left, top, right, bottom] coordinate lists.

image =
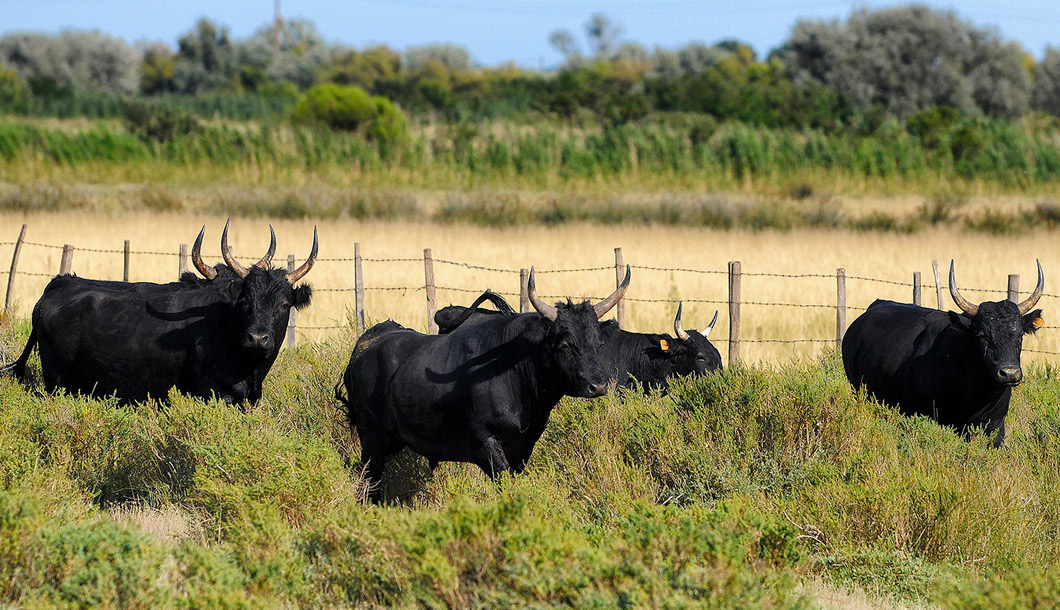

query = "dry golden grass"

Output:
[[1, 211, 1058, 364], [800, 579, 937, 610], [106, 503, 207, 546]]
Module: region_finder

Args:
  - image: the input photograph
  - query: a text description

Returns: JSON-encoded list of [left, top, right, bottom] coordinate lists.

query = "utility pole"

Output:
[[273, 0, 283, 49]]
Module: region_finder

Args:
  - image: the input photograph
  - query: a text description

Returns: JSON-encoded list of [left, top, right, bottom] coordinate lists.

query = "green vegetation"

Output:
[[1, 318, 1060, 607], [7, 113, 1060, 193]]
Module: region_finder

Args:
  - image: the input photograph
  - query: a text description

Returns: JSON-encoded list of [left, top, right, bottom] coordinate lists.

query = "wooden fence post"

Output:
[[178, 244, 188, 278], [354, 242, 365, 334], [728, 261, 741, 366], [913, 271, 921, 306], [59, 245, 74, 275], [1007, 274, 1019, 303], [424, 248, 437, 334], [519, 268, 529, 313], [836, 268, 846, 347], [932, 260, 943, 310], [287, 255, 297, 348], [614, 247, 626, 328], [123, 239, 130, 282], [5, 224, 26, 311]]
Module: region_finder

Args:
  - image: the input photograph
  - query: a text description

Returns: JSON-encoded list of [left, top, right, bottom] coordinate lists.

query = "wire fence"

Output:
[[1, 224, 1055, 363]]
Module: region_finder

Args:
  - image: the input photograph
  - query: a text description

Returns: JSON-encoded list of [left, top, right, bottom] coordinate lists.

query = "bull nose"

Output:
[[997, 367, 1023, 385], [248, 332, 272, 350], [586, 382, 606, 398]]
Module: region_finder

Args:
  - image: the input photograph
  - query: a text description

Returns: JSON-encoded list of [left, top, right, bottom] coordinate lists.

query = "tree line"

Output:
[[2, 5, 1060, 132]]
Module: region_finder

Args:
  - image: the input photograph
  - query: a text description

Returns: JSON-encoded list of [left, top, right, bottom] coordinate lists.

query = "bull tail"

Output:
[[439, 289, 517, 332], [334, 377, 354, 426], [1, 328, 36, 381]]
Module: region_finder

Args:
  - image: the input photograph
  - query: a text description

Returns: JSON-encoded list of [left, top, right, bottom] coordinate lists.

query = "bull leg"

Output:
[[356, 417, 405, 503], [990, 420, 1007, 448], [472, 435, 511, 478]]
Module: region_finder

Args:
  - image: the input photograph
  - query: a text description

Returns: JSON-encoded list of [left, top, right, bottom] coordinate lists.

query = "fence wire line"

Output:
[[434, 259, 518, 274], [9, 236, 1056, 296], [7, 233, 1060, 356]]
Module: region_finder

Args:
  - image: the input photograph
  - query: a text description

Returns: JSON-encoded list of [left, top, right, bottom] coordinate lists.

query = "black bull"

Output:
[[336, 267, 630, 502], [842, 260, 1044, 447], [2, 223, 317, 405], [435, 292, 722, 392]]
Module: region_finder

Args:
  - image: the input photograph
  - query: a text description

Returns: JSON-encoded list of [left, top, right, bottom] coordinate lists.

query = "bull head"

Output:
[[949, 259, 1045, 386], [671, 302, 724, 375], [526, 265, 632, 398], [190, 222, 316, 356]]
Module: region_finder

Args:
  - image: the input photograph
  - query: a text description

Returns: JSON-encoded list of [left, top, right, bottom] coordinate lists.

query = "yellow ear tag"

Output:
[[659, 339, 669, 351], [1033, 316, 1044, 330]]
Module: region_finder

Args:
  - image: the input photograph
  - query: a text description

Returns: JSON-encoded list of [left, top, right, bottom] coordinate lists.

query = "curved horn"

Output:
[[702, 310, 719, 339], [594, 264, 631, 319], [527, 267, 558, 321], [254, 225, 277, 269], [673, 302, 690, 341], [948, 260, 978, 316], [285, 226, 318, 284], [191, 225, 217, 280], [1018, 259, 1045, 315], [221, 219, 250, 278]]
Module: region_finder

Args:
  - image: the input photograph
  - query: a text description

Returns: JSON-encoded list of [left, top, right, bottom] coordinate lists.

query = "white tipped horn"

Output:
[[255, 225, 277, 269], [285, 226, 318, 284], [527, 267, 558, 321], [948, 260, 978, 316], [701, 310, 719, 338], [191, 225, 217, 280], [1017, 259, 1044, 315], [594, 265, 631, 319], [673, 302, 690, 341], [221, 219, 250, 278]]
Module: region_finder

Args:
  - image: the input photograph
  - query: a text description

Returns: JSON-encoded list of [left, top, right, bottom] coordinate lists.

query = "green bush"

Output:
[[122, 101, 202, 142], [290, 83, 408, 145]]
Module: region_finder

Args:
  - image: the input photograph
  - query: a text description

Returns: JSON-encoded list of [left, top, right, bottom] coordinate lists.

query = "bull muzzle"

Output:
[[246, 331, 273, 352], [997, 367, 1023, 386]]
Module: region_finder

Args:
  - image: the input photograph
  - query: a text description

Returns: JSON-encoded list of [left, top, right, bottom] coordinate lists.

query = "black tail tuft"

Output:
[[2, 328, 36, 382]]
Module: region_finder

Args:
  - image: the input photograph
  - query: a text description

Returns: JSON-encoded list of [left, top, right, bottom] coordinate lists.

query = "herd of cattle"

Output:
[[0, 224, 1046, 500]]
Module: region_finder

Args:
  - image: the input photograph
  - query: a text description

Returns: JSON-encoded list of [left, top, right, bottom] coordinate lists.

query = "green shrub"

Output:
[[290, 83, 408, 145], [963, 208, 1035, 235], [122, 101, 202, 142]]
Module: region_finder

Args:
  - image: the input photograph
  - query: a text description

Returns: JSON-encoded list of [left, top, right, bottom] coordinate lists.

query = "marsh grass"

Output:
[[2, 335, 1060, 607], [8, 116, 1060, 197]]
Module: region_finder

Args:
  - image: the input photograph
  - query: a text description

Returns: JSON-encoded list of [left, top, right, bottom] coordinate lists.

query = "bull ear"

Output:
[[948, 311, 972, 332], [293, 284, 312, 310], [1023, 309, 1044, 334]]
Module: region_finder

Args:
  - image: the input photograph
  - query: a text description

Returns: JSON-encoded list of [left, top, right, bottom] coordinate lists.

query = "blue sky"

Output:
[[5, 1, 1060, 67]]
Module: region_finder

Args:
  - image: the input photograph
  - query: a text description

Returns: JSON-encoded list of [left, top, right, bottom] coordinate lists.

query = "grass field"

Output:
[[0, 207, 1057, 364], [1, 179, 1060, 607], [1, 333, 1059, 608]]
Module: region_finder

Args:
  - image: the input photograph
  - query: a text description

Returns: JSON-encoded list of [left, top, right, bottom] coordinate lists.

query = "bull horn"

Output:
[[1017, 259, 1045, 315], [221, 219, 250, 278], [527, 267, 558, 321], [673, 302, 690, 341], [948, 260, 978, 317], [702, 310, 719, 338], [286, 226, 318, 284], [254, 225, 277, 269], [191, 225, 217, 280], [593, 265, 631, 319]]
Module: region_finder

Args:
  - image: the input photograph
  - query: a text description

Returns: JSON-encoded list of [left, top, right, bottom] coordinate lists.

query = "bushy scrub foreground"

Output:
[[1, 321, 1060, 608]]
